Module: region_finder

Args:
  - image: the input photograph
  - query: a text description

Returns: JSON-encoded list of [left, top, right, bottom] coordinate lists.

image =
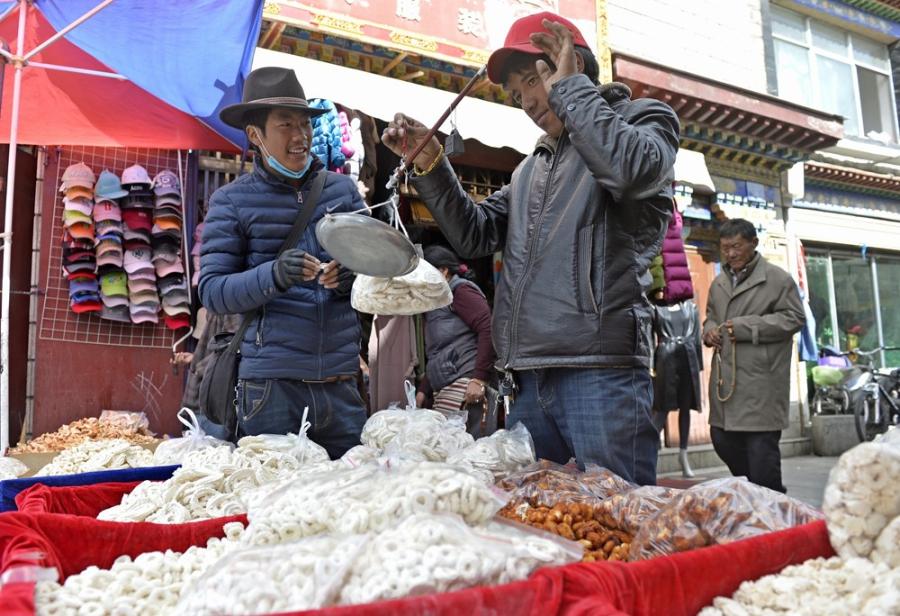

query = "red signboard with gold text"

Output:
[[264, 0, 601, 66]]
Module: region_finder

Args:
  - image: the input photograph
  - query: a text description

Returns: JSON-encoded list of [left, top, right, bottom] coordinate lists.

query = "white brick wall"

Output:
[[607, 0, 768, 94]]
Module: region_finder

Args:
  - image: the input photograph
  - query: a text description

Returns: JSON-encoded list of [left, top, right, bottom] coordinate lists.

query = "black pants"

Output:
[[710, 427, 786, 493]]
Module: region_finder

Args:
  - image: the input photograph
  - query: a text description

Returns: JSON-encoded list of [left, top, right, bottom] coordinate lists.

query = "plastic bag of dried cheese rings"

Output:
[[823, 426, 900, 560], [446, 422, 536, 481], [629, 477, 823, 560], [152, 408, 234, 465], [173, 533, 365, 615], [235, 406, 330, 465], [241, 460, 510, 547], [360, 381, 447, 451], [0, 455, 28, 480], [351, 258, 452, 316]]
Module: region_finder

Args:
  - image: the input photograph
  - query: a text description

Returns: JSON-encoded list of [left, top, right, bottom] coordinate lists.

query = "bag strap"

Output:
[[226, 171, 328, 354]]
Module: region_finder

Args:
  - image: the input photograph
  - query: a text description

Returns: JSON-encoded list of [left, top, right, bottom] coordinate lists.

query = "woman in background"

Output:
[[416, 246, 497, 436]]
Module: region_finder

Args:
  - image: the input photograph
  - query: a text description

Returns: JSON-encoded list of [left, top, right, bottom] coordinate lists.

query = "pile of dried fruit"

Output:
[[10, 417, 157, 453]]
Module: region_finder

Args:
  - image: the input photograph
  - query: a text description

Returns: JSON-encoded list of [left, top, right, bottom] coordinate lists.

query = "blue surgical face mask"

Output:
[[254, 128, 312, 180]]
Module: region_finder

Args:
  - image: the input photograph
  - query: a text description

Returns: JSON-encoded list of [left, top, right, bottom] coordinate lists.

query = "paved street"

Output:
[[659, 455, 839, 508]]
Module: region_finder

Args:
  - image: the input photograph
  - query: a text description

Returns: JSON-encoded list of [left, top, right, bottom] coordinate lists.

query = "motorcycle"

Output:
[[810, 348, 855, 416]]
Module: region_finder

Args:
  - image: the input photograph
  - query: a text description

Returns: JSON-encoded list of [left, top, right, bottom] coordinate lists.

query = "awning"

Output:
[[252, 48, 541, 155], [674, 149, 714, 193], [0, 1, 262, 149]]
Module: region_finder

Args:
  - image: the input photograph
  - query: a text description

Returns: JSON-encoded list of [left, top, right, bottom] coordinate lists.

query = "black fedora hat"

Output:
[[220, 67, 326, 129]]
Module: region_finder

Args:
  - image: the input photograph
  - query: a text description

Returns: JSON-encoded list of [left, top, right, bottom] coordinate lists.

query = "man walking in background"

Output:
[[703, 218, 805, 493]]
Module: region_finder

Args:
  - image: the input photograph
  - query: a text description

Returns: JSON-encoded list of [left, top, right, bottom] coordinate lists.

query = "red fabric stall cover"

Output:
[[0, 511, 246, 581], [14, 482, 141, 516]]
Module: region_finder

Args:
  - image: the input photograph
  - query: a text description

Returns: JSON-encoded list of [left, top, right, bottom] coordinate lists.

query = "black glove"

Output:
[[273, 248, 315, 291], [334, 265, 355, 296]]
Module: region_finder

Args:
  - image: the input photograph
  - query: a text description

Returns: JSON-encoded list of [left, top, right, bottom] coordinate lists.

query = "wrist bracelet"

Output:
[[413, 144, 444, 176]]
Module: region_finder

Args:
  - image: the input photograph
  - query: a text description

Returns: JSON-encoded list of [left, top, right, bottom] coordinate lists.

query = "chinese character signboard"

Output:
[[264, 0, 601, 67]]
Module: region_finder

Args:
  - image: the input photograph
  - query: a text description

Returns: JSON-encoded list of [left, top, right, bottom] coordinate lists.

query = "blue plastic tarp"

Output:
[[0, 465, 179, 511], [34, 0, 263, 147]]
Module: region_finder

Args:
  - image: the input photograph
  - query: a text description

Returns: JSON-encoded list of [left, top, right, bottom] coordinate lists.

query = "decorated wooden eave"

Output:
[[840, 0, 900, 23], [612, 54, 845, 174], [805, 161, 900, 198]]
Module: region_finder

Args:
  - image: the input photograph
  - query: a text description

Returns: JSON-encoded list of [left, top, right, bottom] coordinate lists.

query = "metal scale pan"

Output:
[[315, 212, 418, 278]]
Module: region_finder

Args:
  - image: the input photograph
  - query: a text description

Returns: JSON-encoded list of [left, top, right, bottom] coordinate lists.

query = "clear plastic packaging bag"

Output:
[[99, 410, 152, 434], [496, 462, 638, 562], [339, 445, 382, 468], [351, 258, 452, 316], [591, 485, 680, 536], [0, 456, 28, 480], [382, 410, 474, 462], [360, 381, 449, 450], [446, 422, 536, 481], [235, 407, 330, 465], [173, 534, 364, 615], [497, 461, 636, 508], [153, 408, 234, 465], [823, 426, 900, 559], [340, 513, 582, 606], [241, 461, 510, 546], [629, 477, 823, 560], [175, 512, 580, 613]]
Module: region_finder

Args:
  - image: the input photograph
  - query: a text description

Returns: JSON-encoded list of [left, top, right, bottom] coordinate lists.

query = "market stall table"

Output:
[[0, 513, 832, 616]]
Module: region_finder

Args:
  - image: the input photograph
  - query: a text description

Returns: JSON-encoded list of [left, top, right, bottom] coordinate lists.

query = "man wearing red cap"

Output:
[[383, 13, 679, 484]]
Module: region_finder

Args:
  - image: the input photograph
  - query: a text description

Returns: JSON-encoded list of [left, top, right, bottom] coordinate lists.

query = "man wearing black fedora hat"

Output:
[[199, 67, 368, 458]]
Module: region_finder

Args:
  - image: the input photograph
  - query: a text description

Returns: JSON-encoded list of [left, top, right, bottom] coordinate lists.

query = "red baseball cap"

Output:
[[486, 12, 590, 84]]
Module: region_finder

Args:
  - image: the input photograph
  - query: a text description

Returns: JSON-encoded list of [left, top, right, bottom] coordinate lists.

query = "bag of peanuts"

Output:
[[497, 461, 636, 508], [629, 477, 823, 561], [497, 462, 639, 562], [592, 485, 680, 536]]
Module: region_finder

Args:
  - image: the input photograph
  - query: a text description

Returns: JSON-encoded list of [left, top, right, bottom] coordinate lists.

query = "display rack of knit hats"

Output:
[[120, 164, 159, 325], [93, 169, 129, 322], [60, 163, 100, 314], [151, 170, 190, 330]]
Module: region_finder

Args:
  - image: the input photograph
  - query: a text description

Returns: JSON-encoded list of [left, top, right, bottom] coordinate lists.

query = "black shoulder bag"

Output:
[[199, 172, 326, 436]]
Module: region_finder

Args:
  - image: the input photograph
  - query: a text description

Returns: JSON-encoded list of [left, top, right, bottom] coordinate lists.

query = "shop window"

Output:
[[806, 247, 900, 368], [805, 253, 835, 350], [831, 254, 879, 353], [771, 5, 897, 142], [876, 257, 900, 367]]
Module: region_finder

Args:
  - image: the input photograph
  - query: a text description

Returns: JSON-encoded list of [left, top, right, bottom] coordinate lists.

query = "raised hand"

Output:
[[381, 113, 443, 171], [529, 19, 579, 93]]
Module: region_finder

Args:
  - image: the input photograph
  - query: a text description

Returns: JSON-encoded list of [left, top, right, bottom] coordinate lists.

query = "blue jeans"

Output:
[[508, 368, 658, 485], [195, 412, 232, 442], [237, 378, 367, 460]]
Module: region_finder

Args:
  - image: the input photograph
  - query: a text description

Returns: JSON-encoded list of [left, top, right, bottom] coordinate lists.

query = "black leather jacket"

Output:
[[411, 75, 679, 370]]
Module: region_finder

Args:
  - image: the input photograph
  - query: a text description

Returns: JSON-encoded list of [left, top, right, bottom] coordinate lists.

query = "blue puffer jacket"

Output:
[[310, 99, 346, 170], [199, 159, 363, 380]]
